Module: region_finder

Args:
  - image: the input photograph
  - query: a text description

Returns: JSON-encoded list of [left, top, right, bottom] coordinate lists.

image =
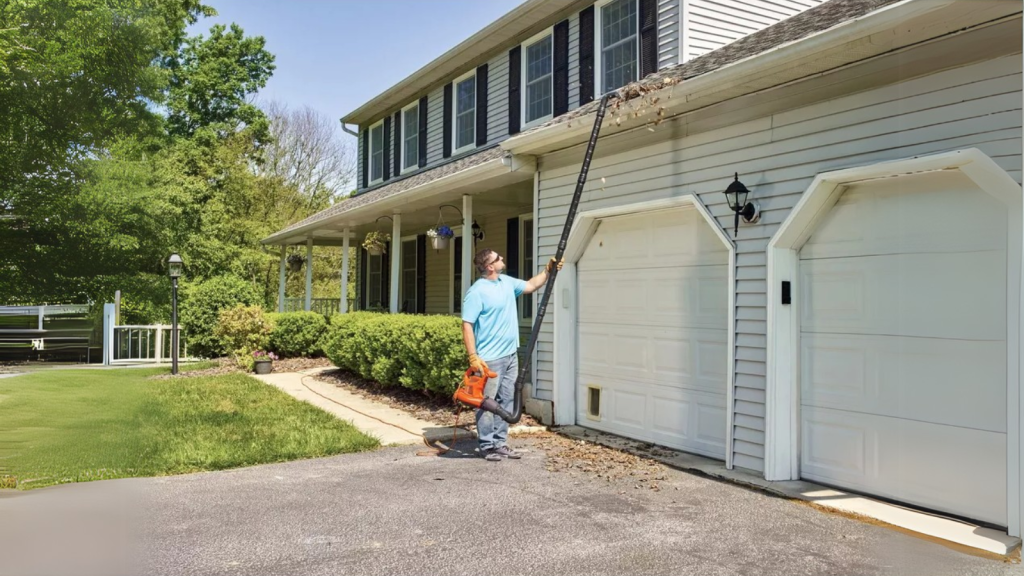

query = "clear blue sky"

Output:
[[191, 0, 527, 125]]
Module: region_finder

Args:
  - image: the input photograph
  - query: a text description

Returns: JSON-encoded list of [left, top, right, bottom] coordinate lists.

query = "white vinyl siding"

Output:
[[523, 33, 554, 127], [426, 85, 445, 165], [486, 51, 510, 147], [658, 0, 681, 69], [369, 121, 385, 184], [454, 72, 477, 154], [684, 0, 824, 62], [597, 0, 639, 94], [534, 55, 1022, 473], [401, 103, 419, 173]]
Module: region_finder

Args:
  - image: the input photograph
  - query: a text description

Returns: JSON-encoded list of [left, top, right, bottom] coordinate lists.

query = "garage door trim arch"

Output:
[[552, 195, 738, 468], [764, 148, 1023, 535]]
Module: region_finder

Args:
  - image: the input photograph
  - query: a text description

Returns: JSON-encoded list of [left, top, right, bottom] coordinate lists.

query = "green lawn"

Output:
[[0, 367, 379, 489]]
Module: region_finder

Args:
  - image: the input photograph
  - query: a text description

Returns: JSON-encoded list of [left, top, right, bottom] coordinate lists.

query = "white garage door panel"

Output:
[[576, 381, 727, 457], [579, 267, 728, 329], [800, 173, 1008, 526], [802, 406, 1007, 526], [800, 172, 1006, 260], [579, 323, 727, 393], [801, 333, 1006, 432], [576, 207, 729, 460], [800, 251, 1006, 340]]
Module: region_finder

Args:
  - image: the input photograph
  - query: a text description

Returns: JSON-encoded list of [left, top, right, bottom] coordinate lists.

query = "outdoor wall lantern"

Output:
[[167, 253, 184, 375], [472, 220, 485, 243], [724, 173, 760, 236]]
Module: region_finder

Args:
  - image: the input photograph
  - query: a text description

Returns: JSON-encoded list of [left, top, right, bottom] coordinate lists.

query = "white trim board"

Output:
[[552, 194, 738, 468], [764, 148, 1024, 536]]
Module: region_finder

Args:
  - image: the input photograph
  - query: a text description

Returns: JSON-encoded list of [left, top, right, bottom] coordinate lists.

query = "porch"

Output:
[[262, 147, 538, 324]]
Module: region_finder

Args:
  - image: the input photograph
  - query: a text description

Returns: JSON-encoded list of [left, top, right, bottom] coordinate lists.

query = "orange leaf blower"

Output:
[[453, 367, 503, 414]]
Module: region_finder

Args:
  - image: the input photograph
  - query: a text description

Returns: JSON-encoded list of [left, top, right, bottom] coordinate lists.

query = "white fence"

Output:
[[102, 303, 192, 365]]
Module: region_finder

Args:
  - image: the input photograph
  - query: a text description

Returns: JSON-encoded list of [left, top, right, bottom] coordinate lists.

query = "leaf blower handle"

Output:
[[468, 354, 495, 378]]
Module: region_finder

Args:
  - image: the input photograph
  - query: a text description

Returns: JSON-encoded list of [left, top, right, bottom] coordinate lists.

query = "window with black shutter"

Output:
[[553, 20, 570, 117], [639, 0, 657, 77], [508, 46, 521, 135], [596, 0, 640, 94], [521, 31, 554, 127], [475, 64, 488, 147], [361, 128, 369, 189], [418, 96, 428, 168], [578, 6, 595, 105], [382, 116, 392, 181], [393, 111, 402, 176], [443, 84, 453, 158], [416, 235, 426, 313]]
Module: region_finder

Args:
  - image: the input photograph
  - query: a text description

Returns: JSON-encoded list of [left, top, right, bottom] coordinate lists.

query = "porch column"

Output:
[[278, 246, 286, 313], [304, 238, 313, 312], [462, 194, 473, 304], [390, 213, 401, 314], [340, 229, 350, 314]]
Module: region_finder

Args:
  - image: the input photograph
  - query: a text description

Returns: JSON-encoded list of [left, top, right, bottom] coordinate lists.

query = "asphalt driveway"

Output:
[[0, 437, 1019, 576]]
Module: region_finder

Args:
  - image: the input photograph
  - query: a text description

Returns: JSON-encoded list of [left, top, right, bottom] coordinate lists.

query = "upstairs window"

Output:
[[597, 0, 638, 94], [453, 71, 476, 154], [523, 32, 553, 127], [369, 120, 385, 184], [401, 102, 419, 173]]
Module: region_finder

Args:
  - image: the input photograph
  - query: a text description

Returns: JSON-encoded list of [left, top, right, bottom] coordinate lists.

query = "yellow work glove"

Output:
[[546, 257, 565, 274], [469, 354, 495, 377]]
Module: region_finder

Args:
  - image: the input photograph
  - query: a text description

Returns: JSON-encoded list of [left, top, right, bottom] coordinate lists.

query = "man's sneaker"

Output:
[[493, 445, 521, 459], [482, 448, 503, 462]]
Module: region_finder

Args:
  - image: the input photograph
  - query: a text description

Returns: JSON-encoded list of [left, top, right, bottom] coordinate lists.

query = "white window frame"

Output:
[[520, 28, 554, 130], [399, 235, 418, 313], [452, 70, 477, 156], [448, 226, 464, 314], [368, 119, 385, 186], [518, 213, 534, 325], [400, 101, 420, 175], [594, 0, 640, 96]]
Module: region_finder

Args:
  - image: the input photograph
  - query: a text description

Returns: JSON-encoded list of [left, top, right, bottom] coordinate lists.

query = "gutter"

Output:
[[340, 121, 359, 138], [500, 0, 958, 155]]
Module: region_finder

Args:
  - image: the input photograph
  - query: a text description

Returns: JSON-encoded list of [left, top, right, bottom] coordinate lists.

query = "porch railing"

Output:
[[281, 298, 355, 315]]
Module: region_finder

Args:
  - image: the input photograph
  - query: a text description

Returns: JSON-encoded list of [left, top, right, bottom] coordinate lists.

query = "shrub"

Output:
[[215, 305, 272, 369], [180, 276, 263, 358], [267, 312, 329, 358], [322, 313, 466, 396]]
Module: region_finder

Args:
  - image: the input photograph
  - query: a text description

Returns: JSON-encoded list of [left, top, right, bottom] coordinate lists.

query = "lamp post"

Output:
[[723, 173, 760, 236], [167, 253, 183, 375]]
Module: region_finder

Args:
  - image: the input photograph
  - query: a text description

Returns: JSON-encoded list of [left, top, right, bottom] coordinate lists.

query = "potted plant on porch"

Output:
[[362, 231, 390, 256], [426, 225, 454, 250], [252, 350, 278, 374]]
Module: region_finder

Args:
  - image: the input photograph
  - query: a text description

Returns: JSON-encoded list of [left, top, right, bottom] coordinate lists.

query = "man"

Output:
[[462, 248, 562, 462]]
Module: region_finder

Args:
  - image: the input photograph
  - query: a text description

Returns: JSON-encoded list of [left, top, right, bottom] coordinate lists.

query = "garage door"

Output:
[[799, 171, 1008, 526], [576, 207, 729, 459]]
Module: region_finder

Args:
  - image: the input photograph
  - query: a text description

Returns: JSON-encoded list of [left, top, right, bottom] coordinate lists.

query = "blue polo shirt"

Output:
[[462, 275, 528, 362]]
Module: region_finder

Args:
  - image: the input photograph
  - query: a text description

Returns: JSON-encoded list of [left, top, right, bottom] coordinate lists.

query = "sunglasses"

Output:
[[485, 254, 503, 267]]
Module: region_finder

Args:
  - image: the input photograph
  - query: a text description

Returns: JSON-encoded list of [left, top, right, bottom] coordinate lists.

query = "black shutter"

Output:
[[506, 217, 520, 280], [416, 235, 426, 314], [381, 243, 390, 309], [418, 96, 428, 168], [639, 0, 658, 78], [579, 5, 595, 105], [442, 84, 453, 158], [475, 64, 488, 147], [358, 248, 367, 310], [382, 116, 392, 181], [553, 19, 570, 117], [393, 111, 402, 176], [508, 46, 521, 135], [361, 128, 369, 189]]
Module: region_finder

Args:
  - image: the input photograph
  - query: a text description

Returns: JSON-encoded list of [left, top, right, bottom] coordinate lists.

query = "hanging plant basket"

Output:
[[430, 236, 449, 250], [362, 231, 390, 256], [426, 222, 454, 251], [286, 254, 304, 273]]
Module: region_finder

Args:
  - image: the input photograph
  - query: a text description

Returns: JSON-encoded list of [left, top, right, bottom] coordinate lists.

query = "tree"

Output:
[[259, 101, 357, 218]]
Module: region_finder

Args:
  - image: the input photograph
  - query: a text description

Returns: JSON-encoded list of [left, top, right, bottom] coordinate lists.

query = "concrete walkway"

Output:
[[254, 368, 476, 447]]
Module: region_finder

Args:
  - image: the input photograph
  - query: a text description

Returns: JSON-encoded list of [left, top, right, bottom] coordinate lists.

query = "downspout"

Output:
[[340, 121, 359, 137]]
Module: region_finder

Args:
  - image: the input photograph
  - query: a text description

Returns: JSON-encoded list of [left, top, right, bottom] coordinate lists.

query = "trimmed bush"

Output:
[[180, 276, 263, 358], [214, 305, 272, 370], [323, 313, 466, 396], [267, 312, 329, 358]]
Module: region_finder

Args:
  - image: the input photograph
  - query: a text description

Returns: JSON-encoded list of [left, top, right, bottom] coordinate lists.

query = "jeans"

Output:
[[475, 353, 517, 451]]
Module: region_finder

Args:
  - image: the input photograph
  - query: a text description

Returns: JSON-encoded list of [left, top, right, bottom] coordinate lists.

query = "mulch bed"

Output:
[[312, 368, 542, 429]]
